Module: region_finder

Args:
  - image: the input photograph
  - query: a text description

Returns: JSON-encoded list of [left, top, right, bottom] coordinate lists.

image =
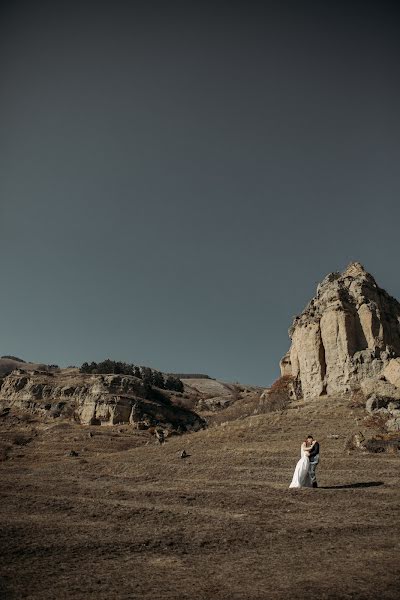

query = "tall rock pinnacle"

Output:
[[280, 262, 400, 398]]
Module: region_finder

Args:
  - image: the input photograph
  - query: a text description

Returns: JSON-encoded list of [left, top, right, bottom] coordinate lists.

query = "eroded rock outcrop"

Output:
[[281, 262, 400, 399], [0, 369, 205, 432]]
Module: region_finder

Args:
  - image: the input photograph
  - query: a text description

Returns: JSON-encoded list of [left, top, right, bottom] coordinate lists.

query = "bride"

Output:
[[289, 438, 316, 488]]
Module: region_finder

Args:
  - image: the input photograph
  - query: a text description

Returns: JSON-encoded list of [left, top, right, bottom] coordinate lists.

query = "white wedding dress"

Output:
[[289, 445, 313, 488]]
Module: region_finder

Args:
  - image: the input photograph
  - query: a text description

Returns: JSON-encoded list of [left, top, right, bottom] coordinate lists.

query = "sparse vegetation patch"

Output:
[[257, 375, 295, 413], [79, 360, 184, 392]]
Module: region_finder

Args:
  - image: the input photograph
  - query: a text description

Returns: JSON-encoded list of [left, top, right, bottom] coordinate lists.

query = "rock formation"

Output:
[[0, 369, 205, 432], [280, 262, 400, 400]]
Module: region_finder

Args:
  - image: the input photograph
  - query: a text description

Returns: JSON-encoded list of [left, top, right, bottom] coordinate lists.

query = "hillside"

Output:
[[181, 378, 264, 414], [0, 367, 205, 433], [0, 364, 263, 430], [0, 393, 399, 599], [0, 357, 51, 377]]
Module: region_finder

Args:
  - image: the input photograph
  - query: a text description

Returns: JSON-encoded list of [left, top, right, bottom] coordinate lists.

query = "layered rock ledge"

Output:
[[0, 369, 205, 432]]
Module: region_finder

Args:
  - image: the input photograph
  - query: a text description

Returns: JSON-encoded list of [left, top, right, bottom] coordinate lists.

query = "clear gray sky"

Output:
[[1, 1, 399, 386]]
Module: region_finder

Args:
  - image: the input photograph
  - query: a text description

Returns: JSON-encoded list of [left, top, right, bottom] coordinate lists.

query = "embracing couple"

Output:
[[289, 435, 319, 489]]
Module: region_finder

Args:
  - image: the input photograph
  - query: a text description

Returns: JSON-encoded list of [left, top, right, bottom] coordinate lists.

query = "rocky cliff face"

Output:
[[281, 262, 400, 399], [0, 369, 205, 432]]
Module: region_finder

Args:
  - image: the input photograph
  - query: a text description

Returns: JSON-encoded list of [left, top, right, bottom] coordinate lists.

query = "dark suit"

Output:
[[308, 442, 319, 485]]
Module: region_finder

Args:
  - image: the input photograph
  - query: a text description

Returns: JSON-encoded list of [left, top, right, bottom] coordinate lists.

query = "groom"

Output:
[[307, 435, 320, 488]]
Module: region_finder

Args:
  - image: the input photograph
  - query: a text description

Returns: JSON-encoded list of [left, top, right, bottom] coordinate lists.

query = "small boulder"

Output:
[[155, 429, 165, 444], [361, 378, 400, 401], [383, 358, 400, 389], [387, 401, 400, 412], [386, 418, 400, 432], [345, 432, 367, 451]]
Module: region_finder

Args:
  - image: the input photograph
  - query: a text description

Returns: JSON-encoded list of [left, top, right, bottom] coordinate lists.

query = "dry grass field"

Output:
[[0, 396, 399, 599]]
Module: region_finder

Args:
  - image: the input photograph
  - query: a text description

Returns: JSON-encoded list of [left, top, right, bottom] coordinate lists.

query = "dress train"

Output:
[[289, 446, 312, 488]]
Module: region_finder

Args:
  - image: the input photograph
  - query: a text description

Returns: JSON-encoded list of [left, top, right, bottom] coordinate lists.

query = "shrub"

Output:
[[364, 434, 400, 454], [344, 432, 366, 451], [363, 413, 388, 434], [258, 375, 295, 413], [173, 396, 197, 411], [79, 360, 184, 392], [349, 388, 366, 409], [0, 444, 10, 461], [80, 359, 134, 376], [12, 434, 32, 446], [144, 386, 172, 406], [165, 375, 184, 393]]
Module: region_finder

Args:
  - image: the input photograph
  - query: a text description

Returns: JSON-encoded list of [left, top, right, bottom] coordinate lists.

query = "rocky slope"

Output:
[[0, 368, 205, 432], [280, 262, 400, 407], [181, 378, 262, 412]]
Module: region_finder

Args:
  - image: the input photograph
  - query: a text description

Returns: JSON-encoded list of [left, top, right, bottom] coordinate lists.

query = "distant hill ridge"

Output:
[[1, 355, 26, 363], [168, 373, 212, 380], [0, 356, 213, 387], [0, 357, 51, 377]]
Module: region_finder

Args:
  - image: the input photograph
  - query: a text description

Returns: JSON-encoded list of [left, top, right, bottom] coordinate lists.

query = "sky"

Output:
[[1, 1, 400, 386]]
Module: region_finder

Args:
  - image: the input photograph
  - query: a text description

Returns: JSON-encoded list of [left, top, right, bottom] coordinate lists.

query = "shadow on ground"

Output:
[[319, 481, 384, 490]]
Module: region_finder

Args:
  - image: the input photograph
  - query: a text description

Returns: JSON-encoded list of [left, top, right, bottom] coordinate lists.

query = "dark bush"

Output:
[[363, 433, 400, 454], [349, 388, 366, 409], [363, 413, 388, 434], [165, 375, 184, 393], [145, 386, 172, 406], [79, 360, 184, 392], [173, 395, 198, 411], [258, 375, 294, 413], [169, 373, 211, 380]]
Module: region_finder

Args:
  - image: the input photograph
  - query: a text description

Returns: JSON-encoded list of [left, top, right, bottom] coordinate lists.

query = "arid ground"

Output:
[[1, 396, 399, 599]]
